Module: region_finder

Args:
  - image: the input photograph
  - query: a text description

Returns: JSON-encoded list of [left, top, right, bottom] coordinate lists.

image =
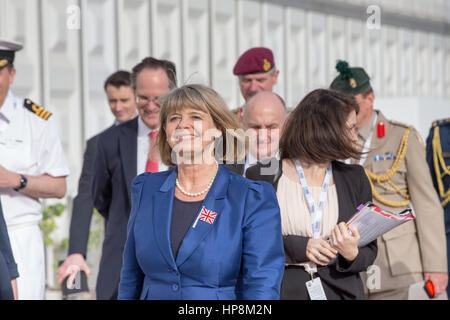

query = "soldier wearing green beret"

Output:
[[330, 60, 448, 299]]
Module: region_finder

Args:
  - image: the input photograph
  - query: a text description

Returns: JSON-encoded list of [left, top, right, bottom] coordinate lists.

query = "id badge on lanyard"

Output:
[[295, 159, 332, 300]]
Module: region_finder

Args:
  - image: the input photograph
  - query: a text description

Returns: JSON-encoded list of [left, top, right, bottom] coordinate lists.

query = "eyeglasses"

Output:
[[136, 95, 161, 107]]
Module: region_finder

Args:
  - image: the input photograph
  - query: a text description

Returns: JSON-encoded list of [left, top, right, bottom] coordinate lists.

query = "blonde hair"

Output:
[[157, 84, 246, 166]]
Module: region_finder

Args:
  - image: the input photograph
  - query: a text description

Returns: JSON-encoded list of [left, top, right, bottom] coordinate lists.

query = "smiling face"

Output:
[[165, 106, 220, 164], [135, 67, 170, 130], [105, 84, 137, 123]]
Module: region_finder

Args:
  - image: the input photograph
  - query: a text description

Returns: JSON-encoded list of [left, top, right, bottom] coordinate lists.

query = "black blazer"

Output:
[[246, 159, 377, 300], [0, 200, 18, 300], [225, 162, 246, 176], [92, 117, 138, 299], [68, 125, 113, 258]]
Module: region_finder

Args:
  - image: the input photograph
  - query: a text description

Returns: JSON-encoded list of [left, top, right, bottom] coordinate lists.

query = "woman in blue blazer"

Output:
[[118, 84, 285, 300]]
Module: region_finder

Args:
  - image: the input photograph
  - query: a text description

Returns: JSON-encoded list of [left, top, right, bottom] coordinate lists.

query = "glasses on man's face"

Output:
[[136, 95, 161, 107]]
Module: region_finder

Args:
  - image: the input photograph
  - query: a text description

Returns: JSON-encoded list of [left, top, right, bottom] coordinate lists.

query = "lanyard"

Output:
[[295, 159, 332, 239]]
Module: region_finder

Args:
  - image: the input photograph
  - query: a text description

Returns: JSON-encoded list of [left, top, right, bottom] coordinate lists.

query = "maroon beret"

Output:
[[233, 47, 275, 75]]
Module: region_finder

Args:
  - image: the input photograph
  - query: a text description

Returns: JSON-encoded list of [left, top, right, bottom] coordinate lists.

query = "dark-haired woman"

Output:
[[246, 89, 377, 300]]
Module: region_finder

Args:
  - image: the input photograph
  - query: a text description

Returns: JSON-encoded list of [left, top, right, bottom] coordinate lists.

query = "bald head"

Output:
[[243, 91, 286, 160], [243, 91, 286, 126]]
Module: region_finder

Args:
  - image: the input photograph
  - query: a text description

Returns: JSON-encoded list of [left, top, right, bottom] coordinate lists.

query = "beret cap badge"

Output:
[[330, 60, 371, 95], [263, 58, 271, 72]]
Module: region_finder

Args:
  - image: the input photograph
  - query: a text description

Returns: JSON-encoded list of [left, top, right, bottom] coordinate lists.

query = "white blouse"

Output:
[[277, 173, 339, 239]]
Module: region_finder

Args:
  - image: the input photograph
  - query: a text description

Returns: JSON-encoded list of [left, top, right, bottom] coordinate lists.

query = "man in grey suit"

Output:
[[56, 71, 137, 292]]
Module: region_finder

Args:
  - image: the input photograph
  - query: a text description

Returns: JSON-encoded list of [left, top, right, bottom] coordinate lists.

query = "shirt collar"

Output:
[[0, 90, 16, 123], [137, 116, 159, 136], [247, 151, 258, 167], [247, 150, 280, 166]]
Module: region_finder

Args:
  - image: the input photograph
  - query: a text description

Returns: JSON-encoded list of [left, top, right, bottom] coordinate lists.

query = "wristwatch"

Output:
[[14, 174, 27, 191]]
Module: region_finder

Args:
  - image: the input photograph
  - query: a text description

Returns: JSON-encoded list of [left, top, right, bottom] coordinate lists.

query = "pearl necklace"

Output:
[[176, 162, 219, 197]]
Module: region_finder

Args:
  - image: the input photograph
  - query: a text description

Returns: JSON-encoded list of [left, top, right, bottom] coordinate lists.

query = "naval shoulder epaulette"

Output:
[[432, 118, 450, 127], [23, 99, 52, 120]]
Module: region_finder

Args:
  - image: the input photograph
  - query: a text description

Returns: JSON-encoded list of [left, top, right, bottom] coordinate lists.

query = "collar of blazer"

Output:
[[152, 164, 229, 269], [119, 117, 138, 202], [245, 157, 282, 188]]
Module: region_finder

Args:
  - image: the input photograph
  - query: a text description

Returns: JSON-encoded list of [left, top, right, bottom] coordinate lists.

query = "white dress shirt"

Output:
[[244, 151, 258, 173]]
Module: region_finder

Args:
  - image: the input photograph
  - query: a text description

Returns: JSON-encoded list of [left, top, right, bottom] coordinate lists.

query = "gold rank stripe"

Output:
[[24, 99, 52, 120]]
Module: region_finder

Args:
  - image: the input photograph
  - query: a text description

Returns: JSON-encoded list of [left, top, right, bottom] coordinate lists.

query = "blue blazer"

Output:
[[118, 165, 285, 300]]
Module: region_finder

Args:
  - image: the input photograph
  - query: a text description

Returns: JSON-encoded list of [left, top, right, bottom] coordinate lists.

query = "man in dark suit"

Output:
[[92, 57, 177, 300], [0, 199, 18, 300], [56, 71, 137, 292]]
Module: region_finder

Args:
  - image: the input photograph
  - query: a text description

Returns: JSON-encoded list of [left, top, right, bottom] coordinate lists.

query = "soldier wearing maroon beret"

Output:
[[232, 47, 279, 121]]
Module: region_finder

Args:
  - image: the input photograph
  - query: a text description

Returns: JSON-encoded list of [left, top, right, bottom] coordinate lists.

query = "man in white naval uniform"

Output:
[[0, 39, 69, 299]]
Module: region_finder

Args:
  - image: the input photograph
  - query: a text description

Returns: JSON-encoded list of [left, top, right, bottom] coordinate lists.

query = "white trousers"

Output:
[[7, 223, 45, 300]]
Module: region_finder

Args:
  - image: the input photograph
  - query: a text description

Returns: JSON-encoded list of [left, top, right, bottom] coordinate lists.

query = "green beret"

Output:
[[330, 60, 371, 95]]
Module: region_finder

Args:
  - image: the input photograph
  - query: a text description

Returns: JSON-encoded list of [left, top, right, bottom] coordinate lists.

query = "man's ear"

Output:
[[8, 67, 16, 86], [272, 69, 280, 85], [367, 91, 375, 106]]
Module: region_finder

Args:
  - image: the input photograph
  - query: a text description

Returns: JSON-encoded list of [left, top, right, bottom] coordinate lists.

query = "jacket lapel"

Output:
[[152, 168, 178, 270], [119, 118, 138, 204], [332, 161, 350, 223], [175, 165, 229, 267]]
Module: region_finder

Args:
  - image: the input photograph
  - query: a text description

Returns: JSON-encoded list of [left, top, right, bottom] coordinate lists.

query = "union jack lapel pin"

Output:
[[192, 207, 217, 228]]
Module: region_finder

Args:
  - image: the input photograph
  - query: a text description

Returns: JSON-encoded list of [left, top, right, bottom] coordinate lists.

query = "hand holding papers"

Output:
[[346, 202, 415, 247]]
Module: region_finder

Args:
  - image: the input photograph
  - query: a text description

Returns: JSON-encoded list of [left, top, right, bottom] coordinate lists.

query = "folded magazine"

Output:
[[347, 202, 415, 247]]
